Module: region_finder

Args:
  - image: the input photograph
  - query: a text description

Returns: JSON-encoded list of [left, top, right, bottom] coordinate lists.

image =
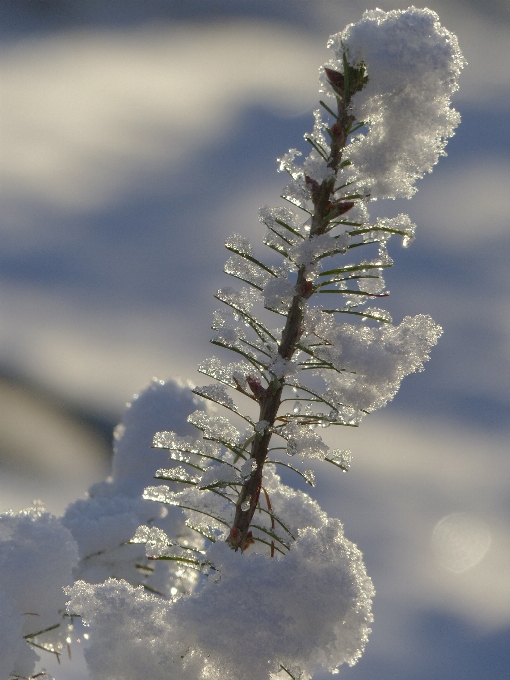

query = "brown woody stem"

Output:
[[226, 75, 355, 552]]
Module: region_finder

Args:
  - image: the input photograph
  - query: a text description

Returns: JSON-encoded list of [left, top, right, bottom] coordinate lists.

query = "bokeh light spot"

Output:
[[431, 512, 491, 573]]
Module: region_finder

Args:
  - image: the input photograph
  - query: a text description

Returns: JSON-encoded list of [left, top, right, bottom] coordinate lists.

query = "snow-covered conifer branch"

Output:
[[149, 7, 462, 557]]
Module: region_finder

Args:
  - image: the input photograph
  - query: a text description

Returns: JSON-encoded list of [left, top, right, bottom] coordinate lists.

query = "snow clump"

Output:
[[67, 492, 374, 680], [324, 7, 465, 198], [62, 378, 203, 597], [0, 505, 78, 678]]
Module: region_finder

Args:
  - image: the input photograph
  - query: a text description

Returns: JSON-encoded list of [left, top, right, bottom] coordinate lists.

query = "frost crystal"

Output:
[[224, 254, 271, 289], [280, 180, 312, 211], [269, 355, 298, 380], [143, 484, 177, 505], [225, 233, 253, 256], [259, 205, 306, 242], [280, 422, 329, 460], [198, 356, 259, 388], [357, 274, 385, 294], [377, 214, 416, 247], [303, 152, 335, 185], [153, 430, 195, 450], [263, 276, 295, 312], [193, 384, 238, 412], [199, 464, 241, 489], [254, 420, 270, 434], [131, 524, 168, 545], [329, 450, 353, 472], [216, 287, 261, 315], [187, 411, 241, 447], [289, 234, 336, 266], [278, 149, 304, 180], [361, 307, 393, 323]]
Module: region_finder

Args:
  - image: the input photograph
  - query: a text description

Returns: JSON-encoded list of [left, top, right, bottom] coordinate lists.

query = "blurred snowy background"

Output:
[[0, 0, 509, 678]]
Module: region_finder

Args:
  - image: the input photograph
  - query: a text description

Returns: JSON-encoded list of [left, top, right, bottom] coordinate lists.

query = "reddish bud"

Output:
[[336, 201, 355, 215], [305, 175, 320, 201], [330, 123, 343, 138], [246, 375, 267, 401], [324, 68, 345, 94], [326, 200, 355, 219]]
